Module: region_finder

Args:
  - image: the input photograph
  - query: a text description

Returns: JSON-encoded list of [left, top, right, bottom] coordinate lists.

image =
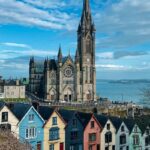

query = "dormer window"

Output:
[[134, 126, 138, 132], [91, 121, 94, 128], [29, 114, 34, 121], [107, 123, 110, 130], [121, 126, 125, 132], [72, 119, 77, 127], [2, 112, 8, 122], [52, 117, 57, 125]]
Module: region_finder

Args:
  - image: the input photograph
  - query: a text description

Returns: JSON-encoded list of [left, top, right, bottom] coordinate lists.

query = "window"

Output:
[[49, 127, 59, 140], [120, 134, 126, 144], [25, 127, 36, 139], [105, 146, 109, 150], [72, 119, 77, 127], [2, 112, 8, 122], [71, 131, 78, 140], [134, 126, 138, 132], [133, 135, 139, 145], [29, 114, 34, 121], [112, 145, 115, 150], [105, 131, 112, 143], [89, 133, 96, 142], [91, 121, 94, 128], [107, 123, 110, 130], [49, 144, 54, 150], [145, 135, 150, 146], [89, 145, 92, 150], [52, 117, 57, 125], [126, 146, 129, 150], [121, 126, 125, 132], [70, 145, 75, 150]]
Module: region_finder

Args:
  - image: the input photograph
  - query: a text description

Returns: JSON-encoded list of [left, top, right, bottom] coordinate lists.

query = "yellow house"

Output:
[[44, 109, 68, 150]]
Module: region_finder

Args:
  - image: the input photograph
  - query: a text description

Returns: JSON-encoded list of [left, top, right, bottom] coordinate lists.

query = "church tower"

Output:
[[76, 0, 96, 101]]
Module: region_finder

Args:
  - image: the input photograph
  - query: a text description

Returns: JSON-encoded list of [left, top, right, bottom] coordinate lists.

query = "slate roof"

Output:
[[0, 101, 5, 110], [57, 109, 75, 123], [35, 61, 44, 73], [38, 106, 54, 121], [9, 103, 31, 121], [95, 114, 108, 128], [123, 118, 135, 133], [49, 59, 57, 70], [134, 115, 150, 134], [76, 112, 92, 128], [109, 116, 123, 132]]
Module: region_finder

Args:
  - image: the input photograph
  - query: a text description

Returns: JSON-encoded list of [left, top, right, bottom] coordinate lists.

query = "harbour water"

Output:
[[96, 80, 150, 104]]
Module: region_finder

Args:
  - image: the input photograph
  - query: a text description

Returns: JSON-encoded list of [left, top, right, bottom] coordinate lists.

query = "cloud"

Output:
[[95, 0, 150, 49], [96, 64, 128, 71], [96, 51, 149, 60], [0, 0, 78, 30], [2, 42, 30, 48]]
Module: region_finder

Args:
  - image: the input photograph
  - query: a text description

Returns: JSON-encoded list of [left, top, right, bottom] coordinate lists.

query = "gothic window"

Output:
[[86, 36, 91, 53]]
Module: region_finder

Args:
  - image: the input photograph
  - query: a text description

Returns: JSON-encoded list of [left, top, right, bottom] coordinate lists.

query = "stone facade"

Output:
[[29, 0, 96, 102], [3, 80, 25, 99]]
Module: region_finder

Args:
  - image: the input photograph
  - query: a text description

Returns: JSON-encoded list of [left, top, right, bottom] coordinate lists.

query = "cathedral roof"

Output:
[[49, 59, 57, 70], [35, 61, 44, 73]]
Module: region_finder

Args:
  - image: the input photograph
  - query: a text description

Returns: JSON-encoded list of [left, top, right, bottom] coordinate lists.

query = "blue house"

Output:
[[10, 103, 45, 150], [65, 111, 92, 150]]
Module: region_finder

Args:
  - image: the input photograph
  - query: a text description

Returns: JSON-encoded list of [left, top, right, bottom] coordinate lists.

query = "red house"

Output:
[[83, 114, 102, 150]]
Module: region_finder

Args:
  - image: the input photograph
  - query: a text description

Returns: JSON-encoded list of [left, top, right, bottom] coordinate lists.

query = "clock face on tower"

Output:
[[64, 66, 73, 78]]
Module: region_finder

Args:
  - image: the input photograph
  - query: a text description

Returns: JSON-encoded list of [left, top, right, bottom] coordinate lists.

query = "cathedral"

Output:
[[29, 0, 96, 102]]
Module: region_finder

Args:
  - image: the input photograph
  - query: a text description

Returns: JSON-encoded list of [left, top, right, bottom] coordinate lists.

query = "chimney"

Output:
[[16, 80, 19, 86], [32, 102, 40, 112]]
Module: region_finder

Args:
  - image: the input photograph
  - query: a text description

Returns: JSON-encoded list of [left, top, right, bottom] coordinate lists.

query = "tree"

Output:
[[0, 130, 32, 150]]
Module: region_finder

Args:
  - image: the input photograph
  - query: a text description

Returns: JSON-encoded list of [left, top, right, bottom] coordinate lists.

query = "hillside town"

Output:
[[0, 0, 150, 150]]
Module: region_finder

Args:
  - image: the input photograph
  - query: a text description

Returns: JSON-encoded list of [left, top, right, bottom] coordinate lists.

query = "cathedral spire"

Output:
[[58, 45, 62, 63], [80, 0, 92, 28]]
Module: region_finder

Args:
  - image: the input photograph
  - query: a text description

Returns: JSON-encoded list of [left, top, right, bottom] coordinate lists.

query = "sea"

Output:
[[96, 80, 150, 105]]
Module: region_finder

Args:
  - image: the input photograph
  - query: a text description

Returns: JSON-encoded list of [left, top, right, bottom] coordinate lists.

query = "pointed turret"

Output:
[[29, 56, 34, 65], [58, 45, 62, 63], [44, 57, 49, 71]]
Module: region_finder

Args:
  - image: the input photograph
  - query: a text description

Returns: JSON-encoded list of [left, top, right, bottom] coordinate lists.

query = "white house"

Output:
[[116, 122, 129, 150], [0, 102, 19, 138], [100, 119, 116, 150]]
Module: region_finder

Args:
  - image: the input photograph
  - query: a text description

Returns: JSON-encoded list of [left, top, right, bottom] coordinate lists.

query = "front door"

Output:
[[37, 142, 41, 150], [60, 143, 64, 150]]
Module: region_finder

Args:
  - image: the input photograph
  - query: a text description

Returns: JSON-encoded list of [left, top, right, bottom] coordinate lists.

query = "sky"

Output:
[[0, 0, 150, 79]]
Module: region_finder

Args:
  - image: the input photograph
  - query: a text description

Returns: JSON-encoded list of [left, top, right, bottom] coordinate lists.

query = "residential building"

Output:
[[115, 121, 130, 150], [0, 102, 19, 137], [83, 114, 102, 150], [128, 123, 143, 150], [29, 0, 97, 102], [4, 80, 25, 98], [43, 109, 67, 150], [99, 118, 116, 150], [10, 103, 45, 150], [65, 112, 92, 150]]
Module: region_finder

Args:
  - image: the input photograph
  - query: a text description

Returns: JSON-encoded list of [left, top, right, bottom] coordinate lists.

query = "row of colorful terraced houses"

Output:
[[0, 102, 149, 150]]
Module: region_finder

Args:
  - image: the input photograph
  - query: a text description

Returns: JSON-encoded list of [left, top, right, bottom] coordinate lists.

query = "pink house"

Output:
[[83, 114, 102, 150]]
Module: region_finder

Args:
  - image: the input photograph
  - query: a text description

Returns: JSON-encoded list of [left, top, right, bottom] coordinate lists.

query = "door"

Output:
[[37, 143, 41, 150], [60, 143, 64, 150]]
